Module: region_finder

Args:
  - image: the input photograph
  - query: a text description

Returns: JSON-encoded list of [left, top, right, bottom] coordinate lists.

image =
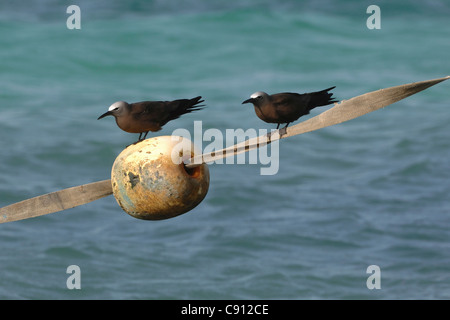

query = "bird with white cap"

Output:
[[98, 96, 204, 142], [242, 87, 337, 136]]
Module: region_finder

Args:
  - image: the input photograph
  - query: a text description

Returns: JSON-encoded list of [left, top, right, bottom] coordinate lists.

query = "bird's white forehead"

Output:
[[108, 101, 123, 111], [250, 91, 265, 98]]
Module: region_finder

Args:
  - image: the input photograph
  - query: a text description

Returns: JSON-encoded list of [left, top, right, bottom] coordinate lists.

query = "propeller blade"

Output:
[[0, 180, 113, 224]]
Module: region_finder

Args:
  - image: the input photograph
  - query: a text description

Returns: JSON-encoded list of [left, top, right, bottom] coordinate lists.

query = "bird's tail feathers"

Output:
[[186, 96, 205, 111], [310, 86, 337, 108], [171, 96, 205, 120]]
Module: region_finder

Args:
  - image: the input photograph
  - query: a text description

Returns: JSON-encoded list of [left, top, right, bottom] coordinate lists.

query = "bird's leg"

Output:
[[268, 123, 281, 139], [266, 124, 279, 140], [279, 123, 290, 137], [133, 132, 149, 145], [131, 133, 143, 145], [142, 131, 149, 140]]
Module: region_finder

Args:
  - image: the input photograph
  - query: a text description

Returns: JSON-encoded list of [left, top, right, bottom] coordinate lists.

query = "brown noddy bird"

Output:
[[242, 87, 337, 136], [97, 96, 204, 142]]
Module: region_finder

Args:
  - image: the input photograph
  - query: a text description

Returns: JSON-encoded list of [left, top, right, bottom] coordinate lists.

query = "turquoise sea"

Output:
[[0, 0, 449, 299]]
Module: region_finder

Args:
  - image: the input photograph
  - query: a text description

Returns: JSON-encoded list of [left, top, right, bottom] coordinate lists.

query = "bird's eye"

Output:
[[257, 96, 263, 100], [113, 107, 119, 111]]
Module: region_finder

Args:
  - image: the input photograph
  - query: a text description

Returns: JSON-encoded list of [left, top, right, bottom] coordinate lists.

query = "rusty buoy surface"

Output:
[[111, 136, 209, 220]]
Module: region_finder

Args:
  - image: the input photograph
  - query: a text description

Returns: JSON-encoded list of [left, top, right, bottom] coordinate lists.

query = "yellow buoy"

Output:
[[111, 136, 209, 220]]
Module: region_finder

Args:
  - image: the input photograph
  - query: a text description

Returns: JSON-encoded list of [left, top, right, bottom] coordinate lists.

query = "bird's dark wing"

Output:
[[272, 93, 311, 108], [271, 87, 336, 122], [130, 101, 170, 123], [271, 93, 311, 121], [131, 97, 204, 126]]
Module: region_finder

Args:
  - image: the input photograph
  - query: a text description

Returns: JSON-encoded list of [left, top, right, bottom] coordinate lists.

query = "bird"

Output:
[[97, 96, 204, 142], [242, 87, 337, 136]]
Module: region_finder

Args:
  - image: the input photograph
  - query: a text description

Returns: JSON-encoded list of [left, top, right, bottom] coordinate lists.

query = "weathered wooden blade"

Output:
[[286, 75, 450, 137], [2, 76, 448, 223], [0, 180, 113, 224], [185, 75, 449, 167]]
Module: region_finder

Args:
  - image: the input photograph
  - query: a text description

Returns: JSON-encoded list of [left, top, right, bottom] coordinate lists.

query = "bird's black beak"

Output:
[[242, 98, 254, 105], [97, 111, 113, 120]]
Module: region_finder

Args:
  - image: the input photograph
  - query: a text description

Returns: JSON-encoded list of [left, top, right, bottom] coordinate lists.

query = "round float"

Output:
[[111, 136, 209, 220]]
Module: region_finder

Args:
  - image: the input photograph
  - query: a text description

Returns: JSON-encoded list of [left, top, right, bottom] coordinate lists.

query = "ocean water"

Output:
[[0, 0, 449, 300]]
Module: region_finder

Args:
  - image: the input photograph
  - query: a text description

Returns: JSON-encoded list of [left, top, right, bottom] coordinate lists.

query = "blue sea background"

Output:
[[0, 0, 449, 299]]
